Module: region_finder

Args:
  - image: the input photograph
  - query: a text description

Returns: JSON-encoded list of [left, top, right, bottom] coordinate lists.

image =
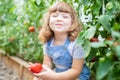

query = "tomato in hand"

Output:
[[29, 63, 43, 73]]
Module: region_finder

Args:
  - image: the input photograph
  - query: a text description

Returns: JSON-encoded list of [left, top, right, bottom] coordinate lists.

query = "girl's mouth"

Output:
[[55, 24, 63, 26]]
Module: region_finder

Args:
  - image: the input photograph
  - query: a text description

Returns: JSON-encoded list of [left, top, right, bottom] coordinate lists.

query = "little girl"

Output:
[[33, 1, 90, 80]]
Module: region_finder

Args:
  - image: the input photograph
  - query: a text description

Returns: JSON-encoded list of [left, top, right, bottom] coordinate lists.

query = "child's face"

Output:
[[49, 11, 72, 33]]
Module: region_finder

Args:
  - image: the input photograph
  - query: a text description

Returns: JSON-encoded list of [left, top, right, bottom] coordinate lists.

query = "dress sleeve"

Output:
[[72, 43, 85, 59]]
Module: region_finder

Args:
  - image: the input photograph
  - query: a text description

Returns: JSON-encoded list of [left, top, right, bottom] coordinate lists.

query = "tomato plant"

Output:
[[77, 0, 120, 80]]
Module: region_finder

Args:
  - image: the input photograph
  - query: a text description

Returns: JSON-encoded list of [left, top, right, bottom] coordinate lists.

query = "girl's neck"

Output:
[[53, 33, 68, 46]]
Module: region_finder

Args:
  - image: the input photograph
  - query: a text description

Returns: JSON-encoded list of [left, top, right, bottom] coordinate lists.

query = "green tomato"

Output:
[[99, 57, 105, 62], [106, 2, 113, 9]]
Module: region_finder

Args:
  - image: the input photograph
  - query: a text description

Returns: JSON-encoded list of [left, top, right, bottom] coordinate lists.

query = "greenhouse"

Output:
[[0, 0, 120, 80]]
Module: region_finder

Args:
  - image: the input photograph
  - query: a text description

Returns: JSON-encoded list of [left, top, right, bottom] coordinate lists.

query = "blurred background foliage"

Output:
[[0, 0, 120, 80]]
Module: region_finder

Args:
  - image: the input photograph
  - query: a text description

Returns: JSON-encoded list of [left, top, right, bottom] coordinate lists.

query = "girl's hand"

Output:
[[33, 66, 57, 80], [28, 62, 34, 71]]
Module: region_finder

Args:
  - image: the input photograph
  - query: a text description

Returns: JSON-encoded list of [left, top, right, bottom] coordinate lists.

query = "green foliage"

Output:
[[0, 0, 47, 63], [0, 0, 120, 80], [77, 0, 120, 80]]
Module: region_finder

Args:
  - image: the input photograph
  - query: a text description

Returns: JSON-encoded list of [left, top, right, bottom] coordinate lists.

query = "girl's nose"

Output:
[[56, 15, 63, 21]]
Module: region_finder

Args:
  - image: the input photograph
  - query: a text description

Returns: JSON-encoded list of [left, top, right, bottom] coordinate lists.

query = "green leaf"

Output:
[[90, 42, 105, 48], [86, 48, 98, 61], [85, 26, 96, 39], [80, 0, 90, 6], [77, 30, 91, 58], [97, 58, 114, 80], [98, 15, 111, 32], [83, 40, 91, 58], [35, 0, 41, 6], [112, 22, 120, 31], [77, 30, 86, 45], [114, 46, 120, 57], [111, 30, 120, 38], [92, 0, 102, 15], [107, 64, 120, 80]]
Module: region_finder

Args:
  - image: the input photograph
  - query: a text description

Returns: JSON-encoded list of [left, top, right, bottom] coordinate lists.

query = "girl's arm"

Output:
[[56, 59, 84, 80], [42, 55, 53, 69], [33, 58, 84, 80]]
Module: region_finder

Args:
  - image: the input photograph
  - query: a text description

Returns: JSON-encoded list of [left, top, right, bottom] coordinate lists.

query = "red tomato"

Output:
[[106, 36, 112, 40], [113, 41, 119, 46], [28, 26, 35, 32], [90, 38, 99, 42], [90, 57, 97, 62], [29, 63, 43, 73]]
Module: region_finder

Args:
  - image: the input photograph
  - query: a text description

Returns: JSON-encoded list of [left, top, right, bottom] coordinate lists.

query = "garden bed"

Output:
[[0, 62, 20, 80], [0, 50, 34, 80]]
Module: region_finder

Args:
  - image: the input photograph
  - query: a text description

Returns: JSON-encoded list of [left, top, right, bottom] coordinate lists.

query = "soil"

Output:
[[0, 62, 20, 80]]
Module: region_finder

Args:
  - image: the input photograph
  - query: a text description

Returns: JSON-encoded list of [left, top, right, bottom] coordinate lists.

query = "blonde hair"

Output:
[[39, 1, 82, 43]]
